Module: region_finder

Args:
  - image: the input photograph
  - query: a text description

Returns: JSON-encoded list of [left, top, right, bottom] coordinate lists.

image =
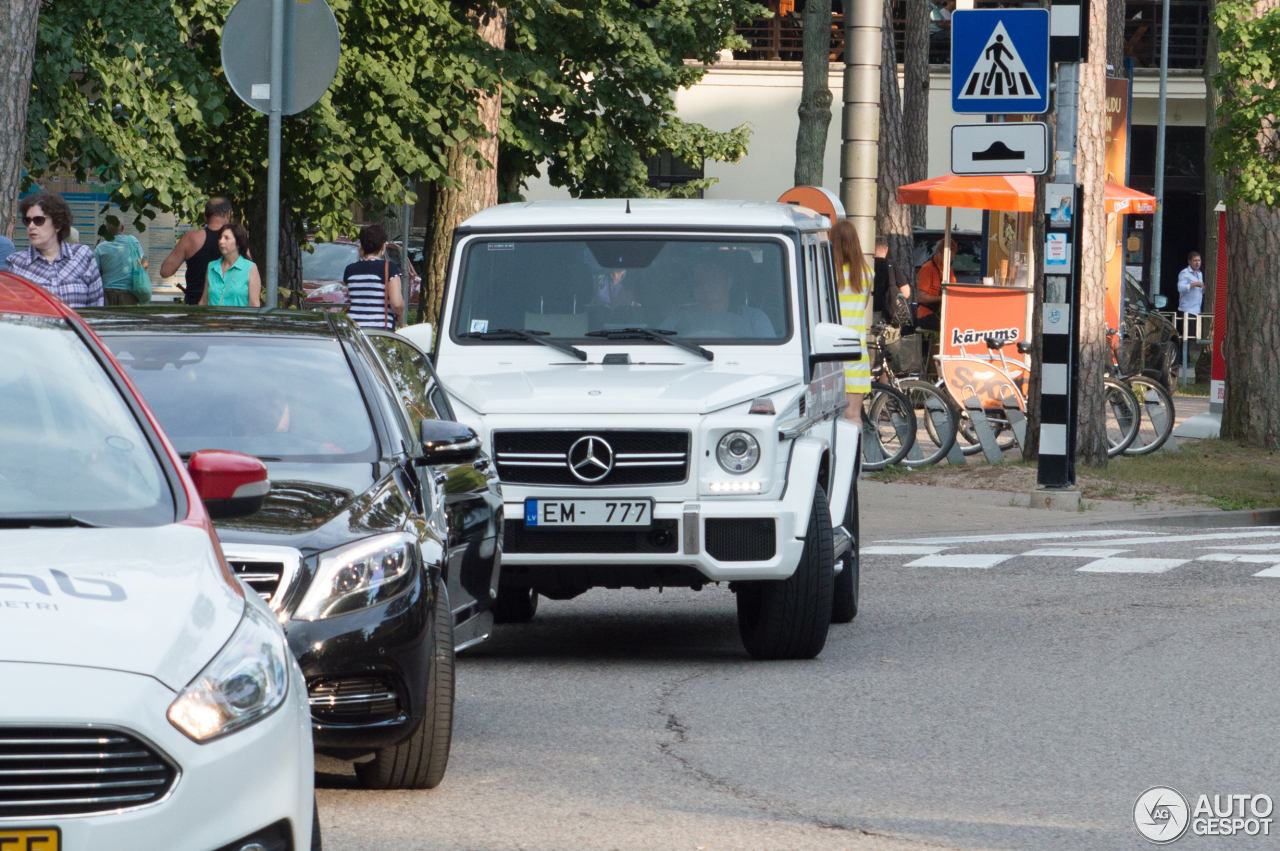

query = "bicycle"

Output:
[[866, 324, 959, 466], [1108, 328, 1176, 455], [860, 381, 918, 471], [937, 336, 1141, 458]]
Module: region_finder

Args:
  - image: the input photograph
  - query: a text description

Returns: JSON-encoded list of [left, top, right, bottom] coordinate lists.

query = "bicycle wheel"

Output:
[[954, 407, 1018, 456], [897, 378, 959, 466], [861, 383, 917, 470], [1104, 379, 1140, 456], [1123, 375, 1175, 455]]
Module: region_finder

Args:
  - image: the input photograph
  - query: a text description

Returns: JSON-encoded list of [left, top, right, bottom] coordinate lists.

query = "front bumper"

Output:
[[0, 661, 312, 851]]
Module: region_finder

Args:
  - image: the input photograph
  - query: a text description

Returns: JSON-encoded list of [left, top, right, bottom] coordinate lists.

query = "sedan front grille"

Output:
[[493, 430, 690, 486], [226, 559, 284, 601], [309, 678, 402, 725], [0, 727, 177, 818]]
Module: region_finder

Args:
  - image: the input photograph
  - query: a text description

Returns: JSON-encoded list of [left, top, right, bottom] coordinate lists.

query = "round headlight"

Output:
[[716, 431, 760, 474]]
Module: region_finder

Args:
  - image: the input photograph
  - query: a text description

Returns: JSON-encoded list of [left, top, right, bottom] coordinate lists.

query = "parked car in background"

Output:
[[0, 273, 317, 851], [302, 236, 421, 312], [82, 307, 501, 790], [912, 229, 985, 284]]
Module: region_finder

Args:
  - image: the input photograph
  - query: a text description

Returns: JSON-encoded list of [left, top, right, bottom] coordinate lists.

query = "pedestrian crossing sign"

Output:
[[952, 9, 1050, 115]]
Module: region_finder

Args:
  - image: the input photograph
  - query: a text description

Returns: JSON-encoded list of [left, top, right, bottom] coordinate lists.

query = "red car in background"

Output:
[[301, 236, 421, 311]]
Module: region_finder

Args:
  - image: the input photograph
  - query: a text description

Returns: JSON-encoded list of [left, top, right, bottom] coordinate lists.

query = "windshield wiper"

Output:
[[0, 514, 103, 529], [585, 327, 713, 361], [459, 329, 587, 361]]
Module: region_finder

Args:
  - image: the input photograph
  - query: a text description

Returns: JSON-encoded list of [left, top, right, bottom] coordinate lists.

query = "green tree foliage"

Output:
[[1212, 0, 1280, 205]]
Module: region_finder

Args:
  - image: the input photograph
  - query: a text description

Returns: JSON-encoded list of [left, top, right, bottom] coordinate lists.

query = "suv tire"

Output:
[[492, 585, 539, 624], [736, 484, 834, 660], [831, 477, 859, 624], [356, 583, 455, 789]]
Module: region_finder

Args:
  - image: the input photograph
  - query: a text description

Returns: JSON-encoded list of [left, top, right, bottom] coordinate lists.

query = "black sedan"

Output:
[[83, 308, 502, 790]]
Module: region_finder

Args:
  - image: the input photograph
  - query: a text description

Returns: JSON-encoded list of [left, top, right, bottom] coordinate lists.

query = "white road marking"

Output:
[[1021, 548, 1132, 558], [1081, 530, 1280, 546], [1197, 553, 1280, 564], [1076, 557, 1188, 574], [880, 530, 1165, 545], [863, 545, 952, 555], [1252, 566, 1280, 578], [1196, 543, 1280, 551], [905, 554, 1015, 569]]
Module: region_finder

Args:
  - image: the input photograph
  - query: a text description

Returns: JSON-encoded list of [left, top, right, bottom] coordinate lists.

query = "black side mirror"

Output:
[[418, 420, 480, 465]]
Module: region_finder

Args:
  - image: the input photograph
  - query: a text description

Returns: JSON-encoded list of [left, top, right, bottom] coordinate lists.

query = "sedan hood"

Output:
[[0, 525, 245, 692], [440, 362, 801, 416]]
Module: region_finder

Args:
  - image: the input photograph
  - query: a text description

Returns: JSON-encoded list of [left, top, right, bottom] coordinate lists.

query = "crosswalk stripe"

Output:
[[1252, 566, 1280, 578], [1081, 530, 1280, 546], [905, 554, 1015, 569], [881, 530, 1164, 545], [1022, 548, 1131, 557], [1196, 543, 1280, 551], [1076, 557, 1188, 573], [863, 545, 952, 555], [1197, 553, 1280, 564]]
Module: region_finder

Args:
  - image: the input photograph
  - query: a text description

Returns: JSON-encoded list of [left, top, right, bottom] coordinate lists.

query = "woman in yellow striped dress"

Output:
[[831, 220, 873, 424]]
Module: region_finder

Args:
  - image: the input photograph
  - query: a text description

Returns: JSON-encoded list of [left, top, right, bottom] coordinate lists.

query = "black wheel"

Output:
[[897, 378, 958, 466], [831, 476, 859, 624], [861, 382, 917, 470], [1123, 375, 1175, 455], [492, 583, 538, 623], [356, 583, 455, 789], [311, 797, 322, 850], [736, 485, 834, 659], [1104, 379, 1141, 456]]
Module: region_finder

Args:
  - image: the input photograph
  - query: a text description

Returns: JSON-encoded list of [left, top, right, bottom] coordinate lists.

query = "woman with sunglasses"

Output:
[[5, 192, 104, 307]]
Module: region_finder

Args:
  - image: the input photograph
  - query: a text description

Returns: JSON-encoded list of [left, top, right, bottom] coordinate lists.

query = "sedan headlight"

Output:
[[293, 532, 417, 622], [717, 431, 760, 474], [168, 602, 289, 742]]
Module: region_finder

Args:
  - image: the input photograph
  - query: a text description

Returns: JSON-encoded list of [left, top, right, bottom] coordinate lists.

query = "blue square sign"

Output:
[[952, 9, 1050, 115]]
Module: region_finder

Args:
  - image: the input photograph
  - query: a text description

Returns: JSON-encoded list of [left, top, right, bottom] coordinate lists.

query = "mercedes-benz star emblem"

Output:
[[568, 435, 614, 483]]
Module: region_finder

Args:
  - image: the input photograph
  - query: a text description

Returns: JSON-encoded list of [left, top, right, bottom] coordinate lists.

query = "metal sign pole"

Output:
[[264, 0, 285, 310]]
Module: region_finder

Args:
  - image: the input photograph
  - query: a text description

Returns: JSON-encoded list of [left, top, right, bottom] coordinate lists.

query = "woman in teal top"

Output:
[[200, 223, 261, 307]]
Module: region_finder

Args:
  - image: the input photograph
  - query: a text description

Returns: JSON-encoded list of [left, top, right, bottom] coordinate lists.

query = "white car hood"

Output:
[[0, 525, 245, 692], [440, 362, 802, 416]]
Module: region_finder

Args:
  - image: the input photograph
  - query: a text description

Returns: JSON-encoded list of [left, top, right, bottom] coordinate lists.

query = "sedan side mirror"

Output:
[[419, 420, 480, 466], [188, 450, 271, 519], [809, 321, 862, 366]]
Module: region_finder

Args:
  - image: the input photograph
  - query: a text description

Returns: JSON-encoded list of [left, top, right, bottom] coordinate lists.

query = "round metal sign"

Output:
[[222, 0, 341, 116]]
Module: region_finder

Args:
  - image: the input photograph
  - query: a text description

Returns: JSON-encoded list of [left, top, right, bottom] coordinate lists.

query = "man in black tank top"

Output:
[[160, 197, 234, 304]]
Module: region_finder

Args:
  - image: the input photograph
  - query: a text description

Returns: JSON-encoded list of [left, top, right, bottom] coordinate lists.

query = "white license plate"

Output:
[[524, 498, 653, 528]]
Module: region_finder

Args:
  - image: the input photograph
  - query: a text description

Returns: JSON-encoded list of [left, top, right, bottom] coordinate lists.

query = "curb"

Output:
[[1094, 506, 1280, 529]]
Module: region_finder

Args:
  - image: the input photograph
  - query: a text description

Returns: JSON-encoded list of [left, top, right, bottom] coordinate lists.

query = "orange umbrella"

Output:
[[896, 174, 1035, 212], [1105, 181, 1156, 215]]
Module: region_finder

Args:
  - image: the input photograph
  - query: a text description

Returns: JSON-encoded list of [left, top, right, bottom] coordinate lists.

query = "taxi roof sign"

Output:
[[951, 9, 1050, 115]]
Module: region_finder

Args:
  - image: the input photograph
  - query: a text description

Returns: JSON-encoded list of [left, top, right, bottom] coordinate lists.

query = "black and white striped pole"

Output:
[[1035, 0, 1086, 503]]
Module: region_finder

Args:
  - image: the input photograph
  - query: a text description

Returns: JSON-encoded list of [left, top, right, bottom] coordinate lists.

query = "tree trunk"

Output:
[[876, 0, 912, 273], [423, 4, 506, 328], [0, 0, 40, 239], [1221, 206, 1280, 446], [902, 0, 930, 228], [1202, 0, 1224, 308], [1106, 0, 1126, 72], [1075, 0, 1110, 467], [795, 0, 833, 186]]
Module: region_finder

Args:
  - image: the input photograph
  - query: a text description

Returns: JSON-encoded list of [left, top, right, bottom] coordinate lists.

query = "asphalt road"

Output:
[[316, 521, 1280, 851]]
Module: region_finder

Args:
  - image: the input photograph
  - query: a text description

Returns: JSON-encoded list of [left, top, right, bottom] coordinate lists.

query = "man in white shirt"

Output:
[[1177, 251, 1204, 316]]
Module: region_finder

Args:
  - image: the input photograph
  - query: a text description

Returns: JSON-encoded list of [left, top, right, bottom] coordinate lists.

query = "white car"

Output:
[[419, 199, 862, 660], [0, 273, 316, 851]]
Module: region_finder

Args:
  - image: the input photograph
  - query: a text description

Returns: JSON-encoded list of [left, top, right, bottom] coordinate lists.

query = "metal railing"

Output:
[[1159, 310, 1213, 388]]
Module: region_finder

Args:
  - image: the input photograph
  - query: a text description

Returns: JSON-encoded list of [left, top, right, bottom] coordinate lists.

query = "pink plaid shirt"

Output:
[[5, 242, 104, 307]]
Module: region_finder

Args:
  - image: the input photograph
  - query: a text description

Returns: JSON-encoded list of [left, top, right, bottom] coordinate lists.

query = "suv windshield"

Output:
[[105, 335, 378, 463], [452, 237, 791, 344], [0, 314, 174, 526]]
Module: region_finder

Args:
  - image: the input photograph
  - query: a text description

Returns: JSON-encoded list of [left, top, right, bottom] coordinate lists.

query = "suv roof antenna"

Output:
[[625, 199, 631, 214]]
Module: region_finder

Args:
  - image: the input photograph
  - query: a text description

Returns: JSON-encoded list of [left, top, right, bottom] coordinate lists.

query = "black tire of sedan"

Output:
[[736, 484, 834, 660], [356, 584, 455, 790], [311, 797, 322, 850], [492, 584, 538, 623], [831, 476, 859, 624]]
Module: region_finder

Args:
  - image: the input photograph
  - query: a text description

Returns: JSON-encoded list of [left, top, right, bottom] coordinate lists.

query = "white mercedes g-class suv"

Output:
[[427, 199, 861, 659]]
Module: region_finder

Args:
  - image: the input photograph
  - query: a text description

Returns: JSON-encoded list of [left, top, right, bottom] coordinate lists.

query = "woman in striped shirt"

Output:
[[343, 224, 405, 329], [831, 219, 873, 424]]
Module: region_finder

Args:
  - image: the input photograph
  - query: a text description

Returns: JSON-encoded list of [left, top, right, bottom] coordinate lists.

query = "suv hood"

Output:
[[440, 362, 802, 416], [0, 525, 245, 692]]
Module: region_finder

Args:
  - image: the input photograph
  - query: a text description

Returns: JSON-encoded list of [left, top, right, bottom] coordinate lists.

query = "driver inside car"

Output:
[[660, 262, 775, 338]]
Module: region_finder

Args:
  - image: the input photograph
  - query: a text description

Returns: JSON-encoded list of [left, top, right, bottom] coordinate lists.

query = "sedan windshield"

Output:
[[0, 314, 173, 526], [302, 242, 360, 281], [105, 336, 377, 463], [452, 238, 790, 345]]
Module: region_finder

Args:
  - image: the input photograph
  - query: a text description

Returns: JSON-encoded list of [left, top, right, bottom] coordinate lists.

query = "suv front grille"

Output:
[[705, 519, 776, 562], [226, 559, 284, 601], [309, 678, 402, 725], [493, 430, 690, 486], [505, 519, 679, 554], [0, 727, 177, 818]]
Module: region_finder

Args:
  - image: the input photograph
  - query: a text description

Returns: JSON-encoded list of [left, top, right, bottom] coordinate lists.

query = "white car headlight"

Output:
[[717, 431, 760, 474], [168, 602, 289, 742], [293, 532, 417, 622]]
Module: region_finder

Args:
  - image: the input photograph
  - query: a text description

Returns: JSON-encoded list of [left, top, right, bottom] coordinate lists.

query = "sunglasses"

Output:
[[22, 215, 48, 228]]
